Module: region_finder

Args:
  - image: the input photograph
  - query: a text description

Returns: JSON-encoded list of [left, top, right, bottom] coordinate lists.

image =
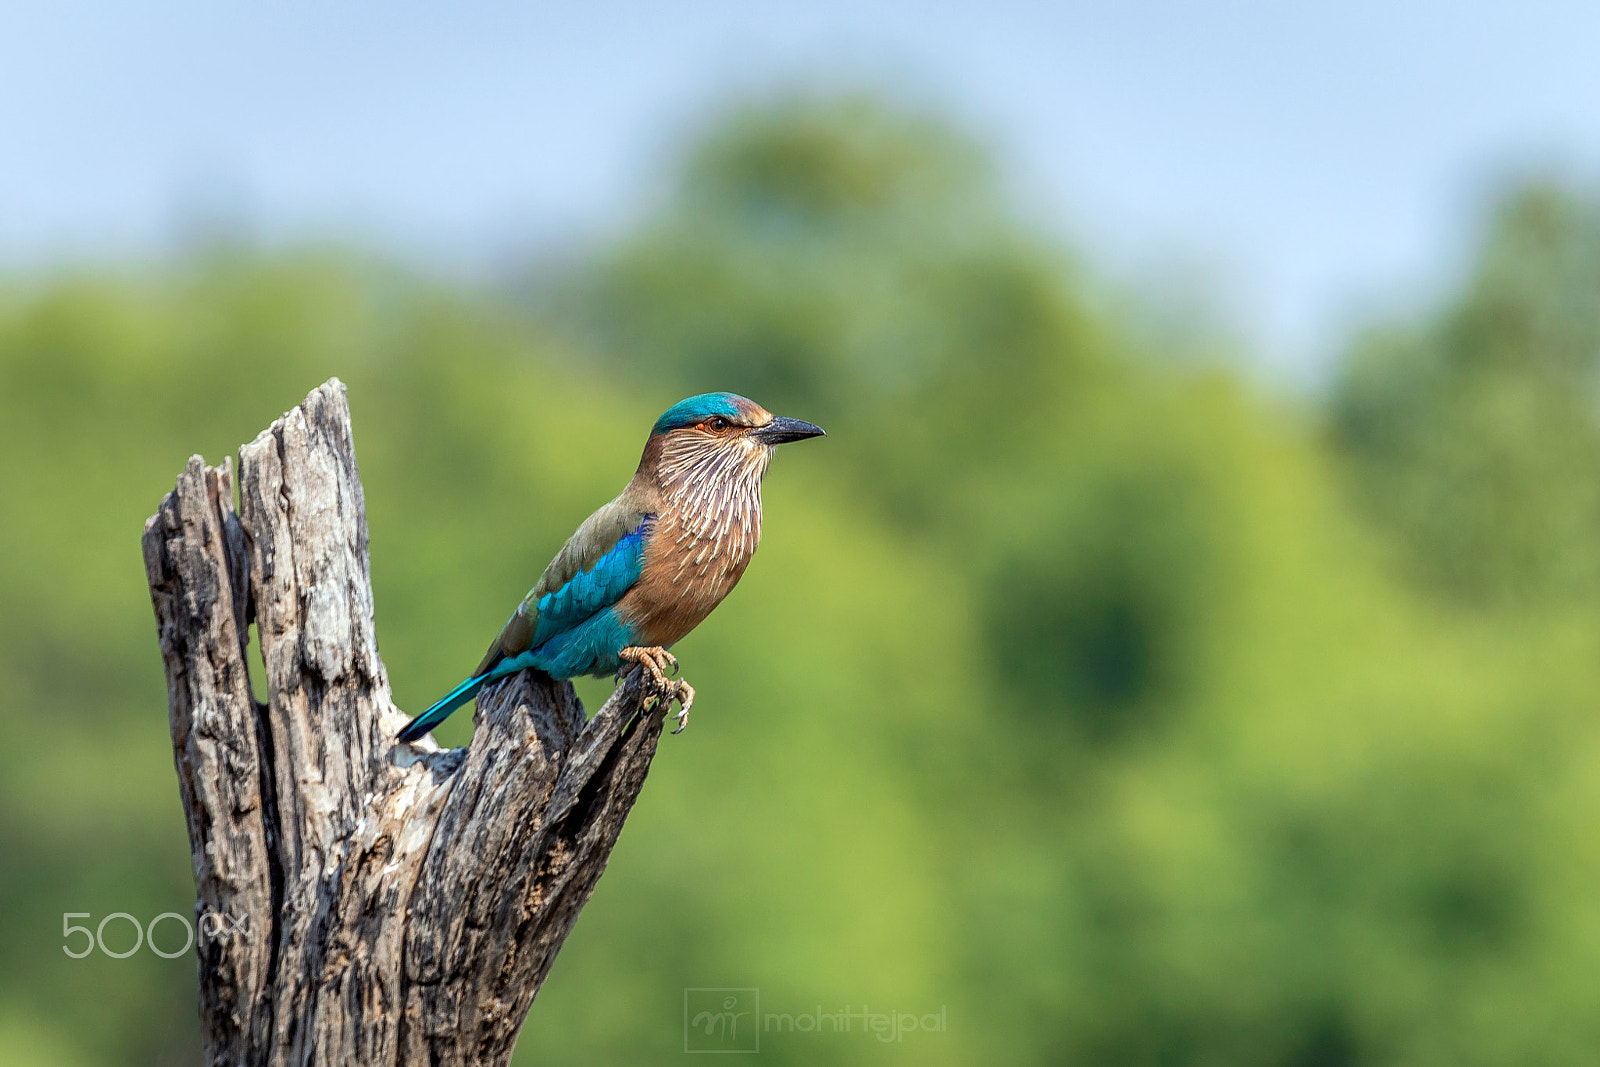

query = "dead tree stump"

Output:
[[141, 378, 671, 1066]]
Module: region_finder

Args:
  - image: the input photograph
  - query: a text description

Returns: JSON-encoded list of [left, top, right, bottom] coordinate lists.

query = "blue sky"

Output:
[[4, 1, 1598, 376]]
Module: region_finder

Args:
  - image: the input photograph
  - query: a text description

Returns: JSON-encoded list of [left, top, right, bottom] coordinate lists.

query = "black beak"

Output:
[[752, 416, 826, 445]]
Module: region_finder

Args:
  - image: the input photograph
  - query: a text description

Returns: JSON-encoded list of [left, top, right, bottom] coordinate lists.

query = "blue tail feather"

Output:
[[396, 673, 489, 743]]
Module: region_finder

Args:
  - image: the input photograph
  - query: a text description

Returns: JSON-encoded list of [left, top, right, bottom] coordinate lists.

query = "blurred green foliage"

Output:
[[1334, 183, 1600, 607], [4, 96, 1600, 1065]]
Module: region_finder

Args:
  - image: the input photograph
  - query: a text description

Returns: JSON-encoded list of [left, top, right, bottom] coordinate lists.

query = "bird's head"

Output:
[[646, 392, 825, 491], [651, 392, 825, 449]]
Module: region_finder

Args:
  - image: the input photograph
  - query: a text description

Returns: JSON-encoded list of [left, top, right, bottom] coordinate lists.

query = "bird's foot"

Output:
[[618, 645, 678, 679], [666, 679, 695, 734], [618, 646, 694, 733]]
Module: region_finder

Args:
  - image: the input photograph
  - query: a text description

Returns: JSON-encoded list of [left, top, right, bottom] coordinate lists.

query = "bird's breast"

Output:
[[619, 492, 763, 649]]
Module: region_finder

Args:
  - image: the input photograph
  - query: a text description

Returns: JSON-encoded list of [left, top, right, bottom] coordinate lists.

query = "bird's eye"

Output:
[[706, 417, 730, 432]]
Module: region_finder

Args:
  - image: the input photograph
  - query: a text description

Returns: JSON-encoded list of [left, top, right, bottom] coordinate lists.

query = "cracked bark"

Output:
[[142, 378, 671, 1066]]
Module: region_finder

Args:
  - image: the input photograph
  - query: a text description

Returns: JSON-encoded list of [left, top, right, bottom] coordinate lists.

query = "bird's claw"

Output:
[[668, 680, 695, 734], [618, 646, 694, 732]]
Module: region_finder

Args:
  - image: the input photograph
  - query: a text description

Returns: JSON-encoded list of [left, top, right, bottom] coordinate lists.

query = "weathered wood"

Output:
[[142, 379, 670, 1066]]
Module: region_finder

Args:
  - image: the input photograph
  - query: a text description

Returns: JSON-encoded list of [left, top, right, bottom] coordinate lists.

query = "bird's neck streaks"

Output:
[[656, 433, 770, 581]]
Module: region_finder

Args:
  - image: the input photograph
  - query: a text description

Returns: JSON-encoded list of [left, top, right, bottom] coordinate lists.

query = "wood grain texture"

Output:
[[142, 379, 671, 1066]]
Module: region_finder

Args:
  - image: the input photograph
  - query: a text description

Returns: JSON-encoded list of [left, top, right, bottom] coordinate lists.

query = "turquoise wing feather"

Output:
[[530, 515, 654, 646]]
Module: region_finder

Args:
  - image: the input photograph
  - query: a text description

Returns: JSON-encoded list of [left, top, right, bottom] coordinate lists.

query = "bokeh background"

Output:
[[5, 3, 1600, 1064]]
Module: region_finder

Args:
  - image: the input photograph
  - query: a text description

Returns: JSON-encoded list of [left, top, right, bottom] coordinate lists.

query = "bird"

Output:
[[397, 392, 825, 743]]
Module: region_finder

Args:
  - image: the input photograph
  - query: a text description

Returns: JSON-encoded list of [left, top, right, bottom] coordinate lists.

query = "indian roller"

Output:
[[397, 392, 825, 742]]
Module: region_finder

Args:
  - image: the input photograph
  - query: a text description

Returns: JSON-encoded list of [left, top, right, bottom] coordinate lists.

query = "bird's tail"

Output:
[[396, 674, 489, 743]]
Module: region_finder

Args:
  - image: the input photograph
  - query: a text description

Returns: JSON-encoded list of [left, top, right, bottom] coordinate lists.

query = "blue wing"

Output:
[[529, 515, 654, 647], [396, 513, 654, 743]]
